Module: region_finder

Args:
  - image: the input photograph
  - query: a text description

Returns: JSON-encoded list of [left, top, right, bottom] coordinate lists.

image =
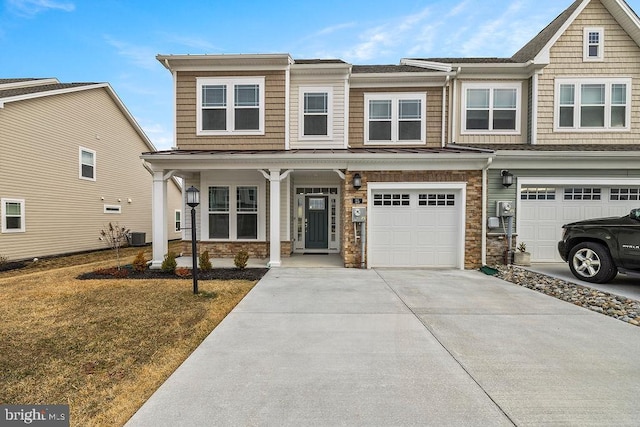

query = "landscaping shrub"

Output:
[[132, 251, 148, 272], [234, 250, 249, 269], [161, 252, 177, 273], [99, 222, 130, 269], [175, 267, 191, 278], [199, 251, 212, 272]]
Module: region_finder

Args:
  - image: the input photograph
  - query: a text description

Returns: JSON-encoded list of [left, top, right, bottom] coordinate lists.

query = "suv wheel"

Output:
[[568, 242, 617, 284]]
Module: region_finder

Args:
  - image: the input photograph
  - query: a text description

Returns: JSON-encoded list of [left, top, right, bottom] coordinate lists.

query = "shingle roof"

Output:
[[0, 78, 48, 85], [408, 57, 517, 64], [352, 64, 438, 73], [142, 146, 495, 156], [0, 82, 98, 99], [511, 0, 583, 62]]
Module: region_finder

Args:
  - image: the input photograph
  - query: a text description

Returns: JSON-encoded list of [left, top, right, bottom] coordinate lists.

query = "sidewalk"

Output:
[[126, 268, 640, 426]]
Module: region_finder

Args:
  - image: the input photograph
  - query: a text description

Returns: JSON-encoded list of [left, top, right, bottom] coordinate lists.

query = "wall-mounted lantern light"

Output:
[[501, 170, 514, 188], [353, 173, 362, 190]]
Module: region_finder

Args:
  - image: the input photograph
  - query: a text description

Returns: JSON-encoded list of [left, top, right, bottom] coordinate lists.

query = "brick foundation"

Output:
[[486, 234, 517, 266], [180, 240, 292, 259]]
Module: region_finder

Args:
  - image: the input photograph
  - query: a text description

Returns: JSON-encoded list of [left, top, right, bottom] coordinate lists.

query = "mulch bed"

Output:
[[77, 267, 269, 281], [0, 261, 27, 272]]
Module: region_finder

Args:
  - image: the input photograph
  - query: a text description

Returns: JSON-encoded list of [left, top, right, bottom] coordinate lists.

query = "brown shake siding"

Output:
[[537, 0, 640, 144], [176, 70, 286, 150], [349, 86, 444, 148]]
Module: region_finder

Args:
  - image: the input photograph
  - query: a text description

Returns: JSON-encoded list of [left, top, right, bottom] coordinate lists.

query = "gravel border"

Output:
[[496, 265, 640, 327]]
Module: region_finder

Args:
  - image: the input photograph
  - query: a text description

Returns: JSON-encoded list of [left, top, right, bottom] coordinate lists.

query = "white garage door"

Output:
[[519, 186, 640, 262], [369, 190, 462, 267]]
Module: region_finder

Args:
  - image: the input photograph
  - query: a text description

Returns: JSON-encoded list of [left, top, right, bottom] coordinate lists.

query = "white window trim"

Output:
[[298, 87, 333, 141], [201, 181, 266, 242], [461, 82, 522, 135], [364, 92, 427, 145], [174, 209, 182, 232], [104, 204, 122, 214], [79, 147, 96, 181], [196, 77, 265, 136], [554, 77, 631, 132], [584, 27, 604, 62], [1, 198, 25, 233]]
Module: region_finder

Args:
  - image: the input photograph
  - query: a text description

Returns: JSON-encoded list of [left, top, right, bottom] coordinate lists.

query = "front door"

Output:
[[305, 196, 329, 249]]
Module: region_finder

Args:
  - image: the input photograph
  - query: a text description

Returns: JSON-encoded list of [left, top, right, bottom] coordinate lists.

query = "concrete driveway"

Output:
[[126, 268, 640, 426]]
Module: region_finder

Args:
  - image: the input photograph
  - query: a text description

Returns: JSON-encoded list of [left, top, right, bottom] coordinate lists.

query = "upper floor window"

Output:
[[462, 83, 521, 134], [364, 93, 426, 145], [584, 27, 604, 61], [2, 198, 25, 233], [555, 78, 630, 131], [197, 77, 265, 136], [79, 147, 96, 181], [300, 88, 332, 138]]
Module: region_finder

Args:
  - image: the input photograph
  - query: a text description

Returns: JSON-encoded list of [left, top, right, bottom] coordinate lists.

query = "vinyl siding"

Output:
[[176, 70, 286, 150], [349, 86, 443, 148], [0, 88, 182, 261], [537, 0, 640, 144], [453, 79, 530, 145]]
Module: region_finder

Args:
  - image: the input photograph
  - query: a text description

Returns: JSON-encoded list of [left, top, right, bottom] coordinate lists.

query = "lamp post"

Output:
[[186, 186, 200, 294]]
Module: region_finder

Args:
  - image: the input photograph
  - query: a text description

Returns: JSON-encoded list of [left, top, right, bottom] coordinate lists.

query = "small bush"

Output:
[[175, 267, 191, 278], [161, 251, 177, 273], [199, 251, 212, 271], [234, 250, 249, 269], [132, 251, 148, 272]]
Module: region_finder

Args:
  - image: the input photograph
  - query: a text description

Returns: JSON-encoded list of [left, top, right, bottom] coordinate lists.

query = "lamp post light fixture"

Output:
[[185, 186, 200, 294], [352, 173, 362, 190], [501, 170, 514, 188]]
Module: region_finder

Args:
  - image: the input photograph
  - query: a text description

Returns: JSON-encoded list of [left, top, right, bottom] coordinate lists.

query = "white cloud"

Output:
[[7, 0, 74, 16], [103, 36, 158, 70], [315, 22, 356, 37], [140, 121, 174, 151]]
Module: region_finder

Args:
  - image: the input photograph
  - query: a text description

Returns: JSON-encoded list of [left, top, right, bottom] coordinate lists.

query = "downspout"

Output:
[[171, 68, 177, 149], [441, 76, 449, 148], [285, 63, 291, 150], [450, 67, 461, 144], [481, 157, 493, 266], [531, 71, 539, 145]]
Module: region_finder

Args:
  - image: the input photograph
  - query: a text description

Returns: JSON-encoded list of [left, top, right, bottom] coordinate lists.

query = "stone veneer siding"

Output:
[[181, 241, 292, 259], [341, 170, 483, 269]]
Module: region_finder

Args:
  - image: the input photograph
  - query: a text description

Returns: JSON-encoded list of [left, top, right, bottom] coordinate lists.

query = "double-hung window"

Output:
[[208, 185, 260, 240], [2, 198, 25, 233], [197, 77, 265, 135], [555, 78, 630, 131], [364, 93, 426, 144], [79, 147, 96, 181], [462, 83, 520, 134], [584, 27, 604, 61], [300, 88, 332, 138]]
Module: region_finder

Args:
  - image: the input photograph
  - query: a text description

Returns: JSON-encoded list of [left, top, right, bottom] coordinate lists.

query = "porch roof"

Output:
[[141, 147, 495, 172]]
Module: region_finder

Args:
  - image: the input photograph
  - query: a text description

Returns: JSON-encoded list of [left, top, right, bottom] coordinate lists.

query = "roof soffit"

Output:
[[157, 54, 294, 72]]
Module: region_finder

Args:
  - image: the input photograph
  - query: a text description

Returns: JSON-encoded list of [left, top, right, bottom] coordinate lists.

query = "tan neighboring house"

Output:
[[144, 0, 640, 270], [0, 78, 182, 261]]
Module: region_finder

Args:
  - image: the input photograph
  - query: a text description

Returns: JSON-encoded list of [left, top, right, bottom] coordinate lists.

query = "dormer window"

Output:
[[584, 27, 604, 61]]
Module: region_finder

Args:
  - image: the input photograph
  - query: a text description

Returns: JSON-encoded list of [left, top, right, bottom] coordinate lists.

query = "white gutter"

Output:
[[285, 63, 291, 150], [481, 157, 493, 266]]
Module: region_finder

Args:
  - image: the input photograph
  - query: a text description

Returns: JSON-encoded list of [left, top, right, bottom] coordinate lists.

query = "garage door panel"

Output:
[[520, 185, 639, 262], [370, 190, 461, 268]]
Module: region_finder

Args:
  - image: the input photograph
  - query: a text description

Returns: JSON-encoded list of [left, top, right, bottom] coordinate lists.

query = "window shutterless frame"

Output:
[[583, 27, 604, 61], [364, 93, 426, 145], [461, 82, 521, 135], [299, 87, 332, 140], [79, 147, 96, 181], [554, 78, 631, 131], [1, 198, 25, 233], [196, 77, 265, 136]]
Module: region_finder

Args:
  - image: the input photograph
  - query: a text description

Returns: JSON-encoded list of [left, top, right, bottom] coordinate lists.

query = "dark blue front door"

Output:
[[305, 196, 329, 249]]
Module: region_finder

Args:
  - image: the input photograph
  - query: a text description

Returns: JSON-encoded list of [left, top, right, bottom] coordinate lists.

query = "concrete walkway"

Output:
[[126, 268, 640, 426]]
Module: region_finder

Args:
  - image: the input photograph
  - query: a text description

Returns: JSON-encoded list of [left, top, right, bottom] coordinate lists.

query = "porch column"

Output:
[[268, 168, 281, 267], [150, 170, 168, 269]]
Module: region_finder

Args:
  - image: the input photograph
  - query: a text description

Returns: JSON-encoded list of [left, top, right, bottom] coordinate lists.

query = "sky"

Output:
[[2, 0, 640, 151]]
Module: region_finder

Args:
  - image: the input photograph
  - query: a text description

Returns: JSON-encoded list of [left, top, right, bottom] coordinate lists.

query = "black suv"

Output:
[[558, 209, 640, 283]]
